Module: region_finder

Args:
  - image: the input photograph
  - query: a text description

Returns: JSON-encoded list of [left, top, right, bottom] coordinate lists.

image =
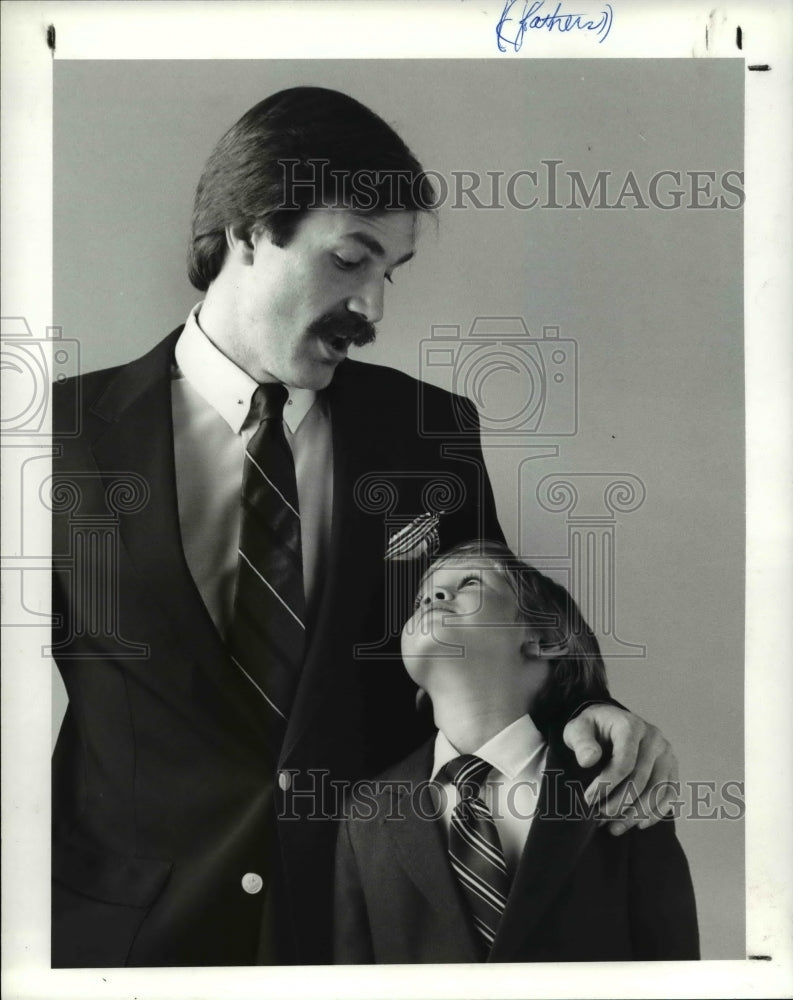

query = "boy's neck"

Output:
[[432, 695, 528, 756]]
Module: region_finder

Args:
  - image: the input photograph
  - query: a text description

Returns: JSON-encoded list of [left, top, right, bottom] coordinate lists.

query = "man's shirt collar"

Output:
[[174, 304, 317, 434]]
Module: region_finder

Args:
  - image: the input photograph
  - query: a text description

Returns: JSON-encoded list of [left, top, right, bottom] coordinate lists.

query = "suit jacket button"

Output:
[[278, 770, 292, 791], [241, 872, 263, 895]]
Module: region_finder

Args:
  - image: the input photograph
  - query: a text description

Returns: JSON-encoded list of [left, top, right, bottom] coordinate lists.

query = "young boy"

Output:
[[333, 541, 699, 963]]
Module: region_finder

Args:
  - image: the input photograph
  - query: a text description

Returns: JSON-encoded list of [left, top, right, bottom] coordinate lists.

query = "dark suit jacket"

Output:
[[334, 738, 700, 963], [51, 329, 503, 967]]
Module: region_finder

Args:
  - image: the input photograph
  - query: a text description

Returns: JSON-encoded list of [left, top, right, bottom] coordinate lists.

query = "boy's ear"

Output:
[[523, 631, 568, 660], [538, 640, 569, 658]]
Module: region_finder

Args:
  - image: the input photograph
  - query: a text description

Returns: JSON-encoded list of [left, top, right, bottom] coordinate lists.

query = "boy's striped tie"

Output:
[[444, 754, 510, 952]]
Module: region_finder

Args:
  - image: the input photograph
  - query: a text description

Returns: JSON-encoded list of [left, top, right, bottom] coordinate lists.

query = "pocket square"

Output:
[[385, 511, 443, 562]]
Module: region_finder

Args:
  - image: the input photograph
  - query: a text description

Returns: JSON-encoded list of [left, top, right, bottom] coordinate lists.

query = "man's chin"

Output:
[[289, 363, 340, 391]]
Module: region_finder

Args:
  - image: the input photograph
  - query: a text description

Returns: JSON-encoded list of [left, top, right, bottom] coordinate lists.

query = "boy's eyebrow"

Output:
[[345, 231, 415, 267]]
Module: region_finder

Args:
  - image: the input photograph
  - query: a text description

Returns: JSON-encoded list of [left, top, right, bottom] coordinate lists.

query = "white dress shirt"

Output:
[[432, 715, 548, 878], [171, 305, 333, 638]]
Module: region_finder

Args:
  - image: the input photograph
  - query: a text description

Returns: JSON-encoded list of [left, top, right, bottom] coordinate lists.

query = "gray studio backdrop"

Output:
[[53, 59, 744, 959]]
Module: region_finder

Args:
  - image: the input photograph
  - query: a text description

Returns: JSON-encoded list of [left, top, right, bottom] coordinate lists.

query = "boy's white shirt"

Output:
[[431, 715, 548, 879]]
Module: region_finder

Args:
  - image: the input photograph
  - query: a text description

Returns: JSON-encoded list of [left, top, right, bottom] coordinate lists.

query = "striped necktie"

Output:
[[444, 754, 510, 952], [228, 383, 306, 742]]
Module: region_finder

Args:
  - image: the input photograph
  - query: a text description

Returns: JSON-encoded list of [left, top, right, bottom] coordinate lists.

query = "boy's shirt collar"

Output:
[[432, 714, 546, 783]]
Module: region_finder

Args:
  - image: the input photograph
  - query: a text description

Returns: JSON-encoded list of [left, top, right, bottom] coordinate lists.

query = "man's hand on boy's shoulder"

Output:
[[562, 703, 680, 837]]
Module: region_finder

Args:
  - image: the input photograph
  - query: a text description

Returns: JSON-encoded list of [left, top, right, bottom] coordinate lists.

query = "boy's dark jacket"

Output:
[[334, 732, 700, 963]]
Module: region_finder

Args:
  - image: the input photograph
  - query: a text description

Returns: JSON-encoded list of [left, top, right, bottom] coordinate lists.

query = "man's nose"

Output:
[[346, 278, 385, 324], [423, 587, 452, 605]]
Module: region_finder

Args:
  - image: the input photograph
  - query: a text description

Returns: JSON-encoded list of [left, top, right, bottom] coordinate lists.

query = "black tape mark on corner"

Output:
[[46, 24, 56, 54], [736, 26, 742, 50], [748, 955, 772, 961], [748, 64, 771, 71]]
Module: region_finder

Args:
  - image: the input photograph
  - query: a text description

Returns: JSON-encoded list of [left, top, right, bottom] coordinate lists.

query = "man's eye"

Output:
[[459, 576, 481, 588]]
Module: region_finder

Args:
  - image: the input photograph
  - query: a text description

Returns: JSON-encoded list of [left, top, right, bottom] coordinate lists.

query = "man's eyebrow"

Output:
[[345, 231, 415, 267]]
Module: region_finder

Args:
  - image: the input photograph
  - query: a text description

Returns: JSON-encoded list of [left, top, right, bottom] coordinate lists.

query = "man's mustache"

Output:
[[309, 311, 377, 348]]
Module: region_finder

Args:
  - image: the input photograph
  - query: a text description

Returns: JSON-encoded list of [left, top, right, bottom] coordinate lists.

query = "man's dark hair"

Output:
[[188, 86, 437, 291]]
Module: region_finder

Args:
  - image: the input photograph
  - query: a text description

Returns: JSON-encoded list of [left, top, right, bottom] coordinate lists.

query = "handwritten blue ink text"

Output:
[[496, 0, 614, 52]]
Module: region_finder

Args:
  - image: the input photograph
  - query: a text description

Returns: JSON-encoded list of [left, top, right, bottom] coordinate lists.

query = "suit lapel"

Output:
[[88, 331, 273, 746], [489, 740, 600, 962]]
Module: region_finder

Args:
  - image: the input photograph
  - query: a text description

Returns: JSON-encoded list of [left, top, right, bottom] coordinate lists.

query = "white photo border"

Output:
[[1, 2, 791, 998]]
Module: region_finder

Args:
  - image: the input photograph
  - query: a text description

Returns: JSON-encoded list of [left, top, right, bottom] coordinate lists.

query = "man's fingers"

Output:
[[562, 714, 604, 769], [635, 756, 681, 830], [565, 709, 681, 829], [625, 735, 680, 831], [600, 728, 659, 807], [583, 717, 641, 804], [605, 751, 681, 836], [573, 740, 603, 769]]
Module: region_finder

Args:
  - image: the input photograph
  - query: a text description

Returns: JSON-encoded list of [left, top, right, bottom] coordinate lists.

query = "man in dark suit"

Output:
[[51, 87, 681, 968], [334, 543, 699, 963]]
